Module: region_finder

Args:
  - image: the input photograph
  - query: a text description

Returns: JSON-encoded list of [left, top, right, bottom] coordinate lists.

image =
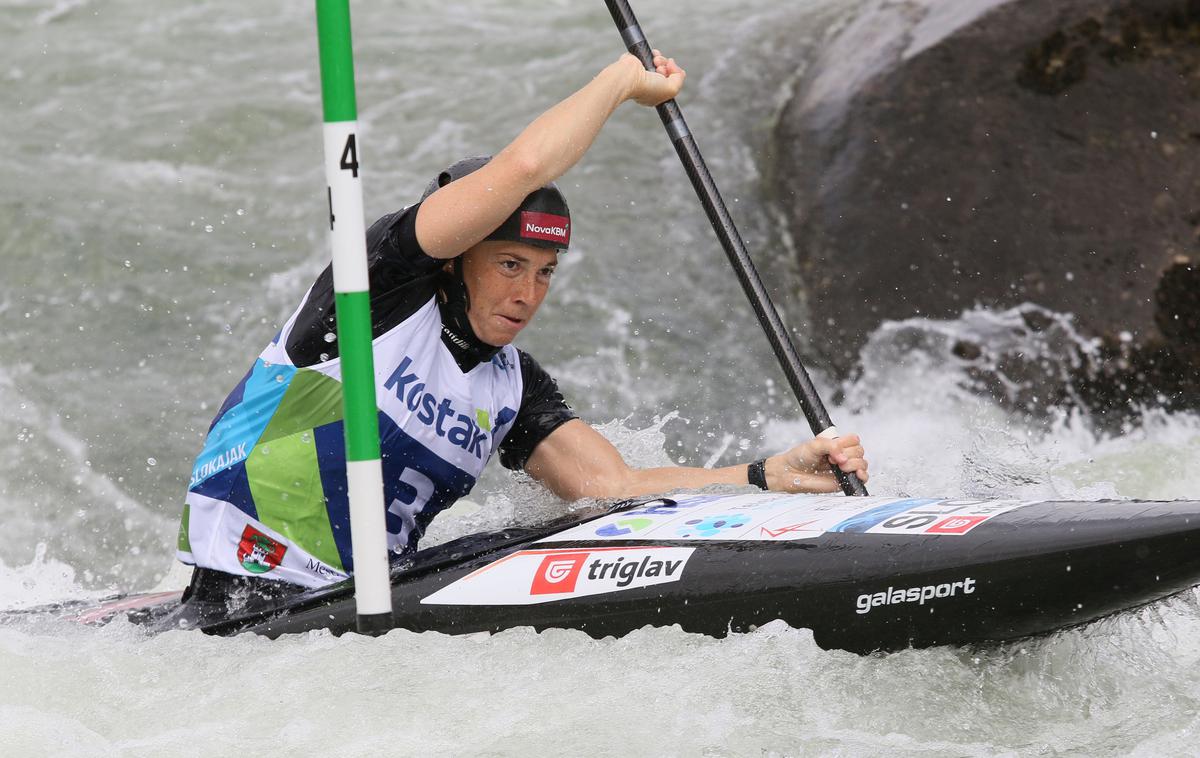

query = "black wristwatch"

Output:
[[747, 459, 768, 490]]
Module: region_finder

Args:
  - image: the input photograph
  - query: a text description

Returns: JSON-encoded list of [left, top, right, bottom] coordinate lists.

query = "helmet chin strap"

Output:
[[437, 257, 502, 370]]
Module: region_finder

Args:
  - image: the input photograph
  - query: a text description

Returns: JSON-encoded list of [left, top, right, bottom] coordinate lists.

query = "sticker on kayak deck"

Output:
[[420, 546, 695, 606], [538, 493, 837, 543], [828, 499, 1034, 536], [537, 494, 1040, 543]]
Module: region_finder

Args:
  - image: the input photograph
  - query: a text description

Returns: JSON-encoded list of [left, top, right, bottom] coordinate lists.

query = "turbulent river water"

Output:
[[3, 0, 1200, 755]]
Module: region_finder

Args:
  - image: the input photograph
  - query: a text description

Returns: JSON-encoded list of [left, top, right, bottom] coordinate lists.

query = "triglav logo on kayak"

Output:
[[519, 211, 570, 245], [530, 550, 687, 595], [856, 577, 976, 615], [420, 547, 697, 606], [530, 553, 589, 594], [237, 525, 287, 574]]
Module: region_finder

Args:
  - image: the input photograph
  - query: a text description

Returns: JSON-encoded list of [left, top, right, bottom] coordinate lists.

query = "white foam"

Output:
[[0, 545, 95, 610]]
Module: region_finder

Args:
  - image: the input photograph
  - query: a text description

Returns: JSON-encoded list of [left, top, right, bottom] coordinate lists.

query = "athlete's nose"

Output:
[[513, 271, 539, 305]]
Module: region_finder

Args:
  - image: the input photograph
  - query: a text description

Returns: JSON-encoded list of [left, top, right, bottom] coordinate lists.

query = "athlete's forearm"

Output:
[[498, 57, 640, 192], [548, 462, 753, 501], [527, 419, 755, 501], [611, 464, 752, 498], [529, 420, 867, 501]]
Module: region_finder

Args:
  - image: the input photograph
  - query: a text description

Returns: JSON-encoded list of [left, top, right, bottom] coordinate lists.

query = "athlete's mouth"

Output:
[[497, 314, 525, 327]]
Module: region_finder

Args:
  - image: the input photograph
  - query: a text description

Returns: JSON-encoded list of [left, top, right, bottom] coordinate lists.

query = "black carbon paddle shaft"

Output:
[[604, 0, 867, 496]]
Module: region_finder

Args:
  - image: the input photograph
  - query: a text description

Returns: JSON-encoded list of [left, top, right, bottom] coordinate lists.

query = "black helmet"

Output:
[[421, 156, 571, 252]]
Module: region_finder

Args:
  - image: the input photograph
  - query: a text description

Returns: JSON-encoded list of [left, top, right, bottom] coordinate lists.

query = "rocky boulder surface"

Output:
[[770, 0, 1200, 415]]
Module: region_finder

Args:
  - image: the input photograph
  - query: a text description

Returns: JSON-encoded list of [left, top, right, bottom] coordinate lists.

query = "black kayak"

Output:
[[28, 493, 1200, 653]]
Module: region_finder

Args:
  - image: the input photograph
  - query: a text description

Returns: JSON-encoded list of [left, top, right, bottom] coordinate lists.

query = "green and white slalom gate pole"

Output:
[[315, 0, 393, 635]]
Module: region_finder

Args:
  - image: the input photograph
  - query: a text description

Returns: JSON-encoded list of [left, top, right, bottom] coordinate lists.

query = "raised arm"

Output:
[[525, 419, 869, 501], [414, 52, 685, 259]]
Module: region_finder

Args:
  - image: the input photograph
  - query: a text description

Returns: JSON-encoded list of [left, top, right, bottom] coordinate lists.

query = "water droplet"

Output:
[[146, 457, 157, 466], [275, 374, 285, 382], [204, 224, 213, 233], [319, 353, 330, 362], [262, 447, 270, 456], [323, 332, 336, 343], [123, 260, 131, 268], [236, 208, 245, 216]]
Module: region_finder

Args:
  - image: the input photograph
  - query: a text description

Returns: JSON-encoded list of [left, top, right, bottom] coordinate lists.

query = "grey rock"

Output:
[[770, 0, 1200, 398]]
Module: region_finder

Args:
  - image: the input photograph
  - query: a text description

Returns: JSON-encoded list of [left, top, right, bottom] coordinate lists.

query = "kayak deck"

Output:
[[16, 495, 1200, 653], [140, 494, 1200, 653]]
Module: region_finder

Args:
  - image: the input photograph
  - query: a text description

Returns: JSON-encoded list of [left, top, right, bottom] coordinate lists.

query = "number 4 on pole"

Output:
[[340, 134, 360, 177], [328, 134, 358, 230]]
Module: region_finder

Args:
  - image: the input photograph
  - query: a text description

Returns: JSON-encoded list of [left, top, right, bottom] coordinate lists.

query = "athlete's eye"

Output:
[[539, 266, 556, 278], [499, 259, 519, 271]]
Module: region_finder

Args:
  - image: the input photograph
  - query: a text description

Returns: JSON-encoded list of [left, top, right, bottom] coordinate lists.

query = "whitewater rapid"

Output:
[[2, 0, 1199, 755]]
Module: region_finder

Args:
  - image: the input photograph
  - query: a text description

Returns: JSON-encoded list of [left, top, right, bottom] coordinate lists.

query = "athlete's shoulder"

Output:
[[513, 347, 547, 376], [368, 203, 439, 274], [498, 349, 576, 471], [512, 348, 573, 417]]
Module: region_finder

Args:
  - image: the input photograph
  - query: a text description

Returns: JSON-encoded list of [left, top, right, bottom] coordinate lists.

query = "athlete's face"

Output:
[[458, 240, 558, 346]]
